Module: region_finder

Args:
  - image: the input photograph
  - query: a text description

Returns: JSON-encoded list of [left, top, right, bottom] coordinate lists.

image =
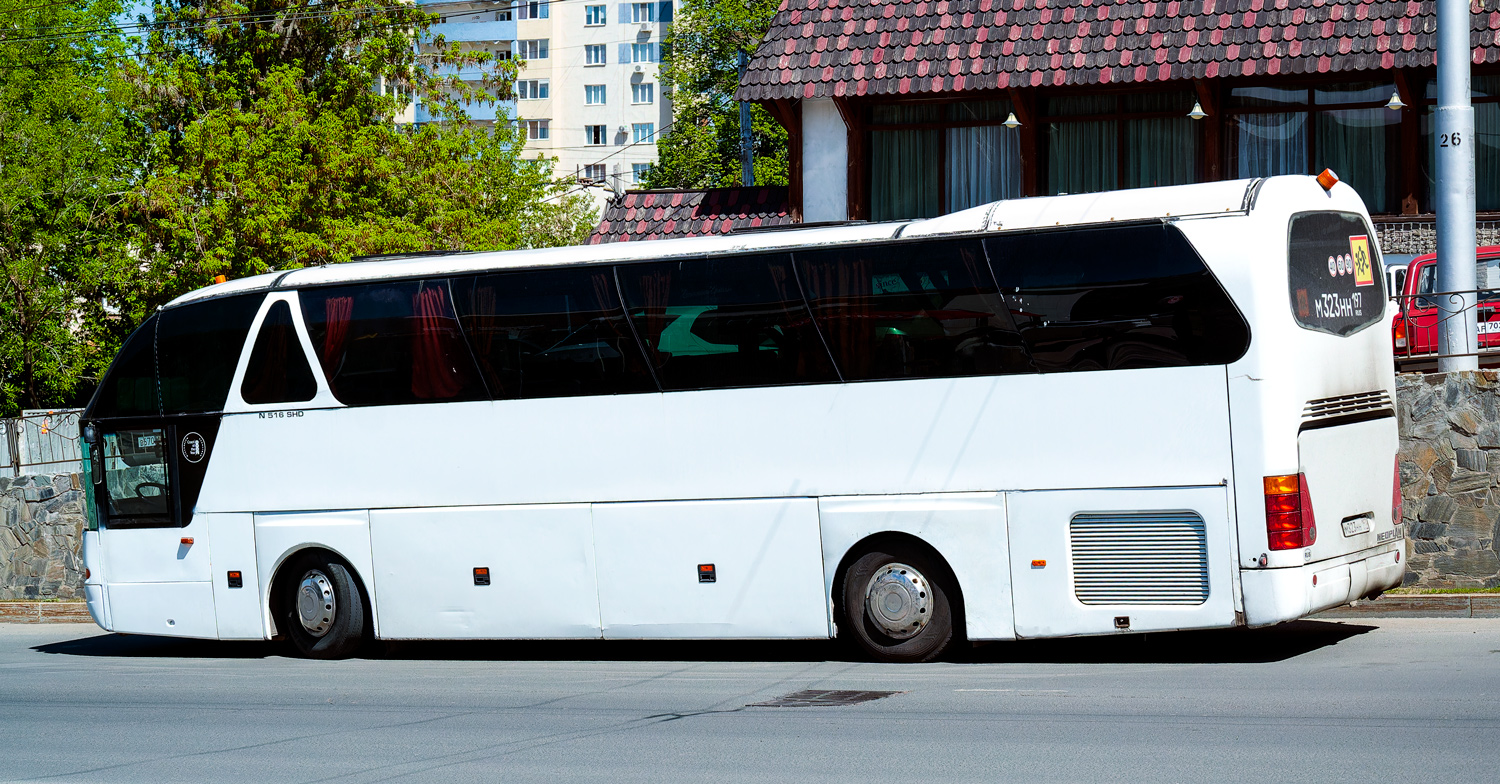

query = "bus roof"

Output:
[[165, 176, 1274, 309]]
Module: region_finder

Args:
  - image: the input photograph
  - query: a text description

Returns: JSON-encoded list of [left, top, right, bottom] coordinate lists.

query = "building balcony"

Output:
[[415, 99, 514, 124], [426, 20, 515, 43]]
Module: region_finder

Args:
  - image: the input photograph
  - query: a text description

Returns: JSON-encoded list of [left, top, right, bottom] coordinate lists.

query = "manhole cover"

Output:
[[747, 689, 902, 707]]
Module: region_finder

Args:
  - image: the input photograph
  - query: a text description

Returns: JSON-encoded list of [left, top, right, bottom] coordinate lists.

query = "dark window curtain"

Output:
[[1233, 112, 1308, 177], [1424, 102, 1500, 212], [1048, 120, 1116, 194], [871, 128, 940, 220], [319, 295, 354, 396], [410, 284, 468, 400], [799, 253, 874, 378], [1122, 92, 1199, 188], [947, 125, 1022, 211], [1315, 107, 1397, 213]]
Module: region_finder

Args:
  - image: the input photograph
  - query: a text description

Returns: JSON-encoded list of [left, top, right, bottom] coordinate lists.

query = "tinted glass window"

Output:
[[90, 316, 158, 418], [157, 295, 262, 414], [452, 267, 655, 399], [300, 281, 487, 406], [616, 254, 838, 390], [987, 224, 1250, 371], [241, 301, 318, 404], [1287, 212, 1385, 336], [797, 239, 1031, 380], [99, 428, 171, 526]]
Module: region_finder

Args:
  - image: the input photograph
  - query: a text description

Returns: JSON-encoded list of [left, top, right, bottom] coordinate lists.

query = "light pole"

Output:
[[1435, 0, 1478, 372]]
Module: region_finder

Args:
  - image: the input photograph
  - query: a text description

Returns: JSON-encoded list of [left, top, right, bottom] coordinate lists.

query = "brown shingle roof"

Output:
[[736, 0, 1500, 101], [587, 187, 794, 244]]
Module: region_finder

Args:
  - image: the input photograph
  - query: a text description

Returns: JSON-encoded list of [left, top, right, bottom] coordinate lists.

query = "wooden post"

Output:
[[764, 99, 803, 222], [1007, 88, 1040, 196], [1394, 70, 1421, 215], [834, 98, 866, 220], [1195, 80, 1222, 182]]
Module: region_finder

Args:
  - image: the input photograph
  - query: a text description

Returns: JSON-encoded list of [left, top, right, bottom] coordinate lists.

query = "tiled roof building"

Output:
[[588, 187, 794, 244], [725, 0, 1500, 252], [737, 0, 1500, 100]]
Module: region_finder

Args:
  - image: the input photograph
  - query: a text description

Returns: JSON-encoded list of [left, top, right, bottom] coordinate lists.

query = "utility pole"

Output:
[[738, 50, 754, 187], [1436, 0, 1477, 371]]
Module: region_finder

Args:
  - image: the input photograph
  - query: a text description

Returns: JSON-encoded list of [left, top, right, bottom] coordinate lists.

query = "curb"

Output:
[[1314, 594, 1500, 619], [0, 602, 92, 624]]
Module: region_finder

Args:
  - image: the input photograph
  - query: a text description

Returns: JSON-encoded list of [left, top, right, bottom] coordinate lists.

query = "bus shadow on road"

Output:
[[33, 619, 1375, 664]]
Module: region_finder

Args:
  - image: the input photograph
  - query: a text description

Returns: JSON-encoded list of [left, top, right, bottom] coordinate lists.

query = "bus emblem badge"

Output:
[[181, 432, 207, 464]]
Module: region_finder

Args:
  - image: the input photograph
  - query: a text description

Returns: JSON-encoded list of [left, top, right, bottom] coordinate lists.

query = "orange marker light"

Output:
[[213, 275, 227, 284], [1316, 168, 1340, 191], [180, 537, 193, 546], [1031, 559, 1046, 568]]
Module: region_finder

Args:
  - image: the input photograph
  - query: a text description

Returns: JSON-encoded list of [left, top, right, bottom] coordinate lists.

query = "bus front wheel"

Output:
[[840, 544, 961, 663], [278, 552, 367, 660]]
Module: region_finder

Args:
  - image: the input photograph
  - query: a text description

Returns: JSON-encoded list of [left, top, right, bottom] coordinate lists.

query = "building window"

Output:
[[1421, 74, 1500, 212], [1044, 92, 1201, 198], [517, 80, 549, 100], [516, 0, 548, 19], [493, 48, 512, 61], [583, 164, 608, 181], [585, 4, 606, 25], [631, 83, 654, 104], [868, 101, 1023, 221], [585, 125, 607, 145], [632, 123, 654, 143], [525, 120, 549, 140], [495, 8, 512, 21], [585, 44, 606, 66], [630, 2, 656, 23], [1227, 83, 1398, 213], [585, 85, 606, 105], [631, 42, 658, 63], [515, 39, 548, 60], [632, 163, 651, 183]]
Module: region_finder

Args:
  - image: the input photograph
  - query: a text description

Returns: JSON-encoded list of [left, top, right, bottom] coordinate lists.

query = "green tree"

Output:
[[122, 0, 596, 324], [0, 0, 140, 414], [643, 0, 786, 190]]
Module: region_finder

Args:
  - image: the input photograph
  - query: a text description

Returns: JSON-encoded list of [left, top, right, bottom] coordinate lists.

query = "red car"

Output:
[[1392, 245, 1500, 357]]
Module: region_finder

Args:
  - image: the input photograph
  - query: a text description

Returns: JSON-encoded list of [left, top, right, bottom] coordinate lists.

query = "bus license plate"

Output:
[[1341, 516, 1372, 537]]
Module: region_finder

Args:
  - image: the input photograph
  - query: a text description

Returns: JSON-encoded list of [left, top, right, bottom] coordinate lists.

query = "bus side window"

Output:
[[241, 300, 318, 404], [157, 295, 263, 414], [89, 315, 159, 418], [616, 253, 838, 390], [299, 281, 488, 406], [986, 224, 1250, 372], [450, 267, 656, 399], [796, 238, 1032, 380]]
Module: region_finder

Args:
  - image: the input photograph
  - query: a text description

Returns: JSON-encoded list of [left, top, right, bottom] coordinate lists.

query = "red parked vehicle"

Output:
[[1392, 246, 1500, 357]]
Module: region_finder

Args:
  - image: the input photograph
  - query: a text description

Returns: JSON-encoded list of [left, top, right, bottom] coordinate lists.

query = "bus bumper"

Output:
[[1240, 540, 1405, 627]]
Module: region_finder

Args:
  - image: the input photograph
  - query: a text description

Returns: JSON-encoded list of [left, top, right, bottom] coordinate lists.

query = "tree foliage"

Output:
[[0, 0, 595, 415], [643, 0, 786, 190]]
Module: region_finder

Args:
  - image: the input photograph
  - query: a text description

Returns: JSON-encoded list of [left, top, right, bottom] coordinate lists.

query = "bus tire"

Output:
[[279, 552, 366, 660], [840, 544, 961, 663]]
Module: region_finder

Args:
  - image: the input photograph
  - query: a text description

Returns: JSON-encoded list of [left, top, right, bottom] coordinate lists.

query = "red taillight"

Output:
[[1393, 317, 1407, 350], [1265, 473, 1317, 550], [1393, 456, 1404, 526]]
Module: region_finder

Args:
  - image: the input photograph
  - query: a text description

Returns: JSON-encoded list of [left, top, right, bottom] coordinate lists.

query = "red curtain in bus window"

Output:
[[321, 296, 354, 394], [802, 257, 875, 378], [633, 268, 674, 364], [410, 284, 465, 400]]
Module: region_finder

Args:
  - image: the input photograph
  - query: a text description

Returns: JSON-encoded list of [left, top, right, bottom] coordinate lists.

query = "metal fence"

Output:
[[1391, 290, 1500, 369], [0, 409, 83, 479]]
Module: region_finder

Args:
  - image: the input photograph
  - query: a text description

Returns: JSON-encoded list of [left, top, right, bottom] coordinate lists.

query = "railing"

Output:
[[1391, 290, 1500, 367], [0, 410, 83, 479]]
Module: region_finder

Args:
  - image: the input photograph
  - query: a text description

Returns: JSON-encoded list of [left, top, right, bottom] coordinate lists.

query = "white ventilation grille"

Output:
[[1069, 512, 1210, 606], [1302, 390, 1393, 422]]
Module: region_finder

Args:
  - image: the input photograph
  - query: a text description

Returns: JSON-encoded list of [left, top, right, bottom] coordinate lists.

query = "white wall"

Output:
[[801, 99, 849, 222]]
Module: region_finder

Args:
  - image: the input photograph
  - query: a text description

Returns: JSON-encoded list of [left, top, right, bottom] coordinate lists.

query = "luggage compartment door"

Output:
[[1008, 486, 1236, 638], [592, 498, 827, 638]]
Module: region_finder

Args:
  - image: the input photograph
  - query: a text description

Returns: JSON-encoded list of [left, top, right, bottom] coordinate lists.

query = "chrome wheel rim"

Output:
[[297, 570, 336, 637], [864, 562, 930, 639]]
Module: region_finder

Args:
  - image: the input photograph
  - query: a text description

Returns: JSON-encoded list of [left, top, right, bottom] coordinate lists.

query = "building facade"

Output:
[[416, 1, 519, 124], [735, 0, 1500, 254]]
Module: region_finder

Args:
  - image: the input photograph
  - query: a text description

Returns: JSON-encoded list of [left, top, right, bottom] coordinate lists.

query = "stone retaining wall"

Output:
[[1398, 371, 1500, 588], [0, 474, 86, 600]]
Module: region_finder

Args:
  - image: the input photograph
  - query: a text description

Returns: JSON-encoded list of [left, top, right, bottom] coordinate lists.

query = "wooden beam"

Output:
[[1394, 70, 1421, 214], [1194, 80, 1222, 181], [763, 100, 803, 222], [1007, 88, 1040, 196], [833, 97, 866, 221]]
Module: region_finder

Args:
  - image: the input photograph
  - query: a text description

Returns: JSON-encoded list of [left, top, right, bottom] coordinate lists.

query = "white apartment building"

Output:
[[513, 0, 675, 209]]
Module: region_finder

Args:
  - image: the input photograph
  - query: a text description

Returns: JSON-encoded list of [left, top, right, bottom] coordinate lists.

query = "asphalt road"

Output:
[[1, 619, 1497, 783]]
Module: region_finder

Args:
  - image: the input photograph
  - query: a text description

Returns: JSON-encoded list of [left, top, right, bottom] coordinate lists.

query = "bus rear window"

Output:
[[1288, 212, 1384, 336]]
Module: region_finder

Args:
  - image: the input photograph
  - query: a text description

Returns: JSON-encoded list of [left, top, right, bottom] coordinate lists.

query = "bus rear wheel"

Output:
[[840, 544, 961, 663], [279, 552, 366, 660]]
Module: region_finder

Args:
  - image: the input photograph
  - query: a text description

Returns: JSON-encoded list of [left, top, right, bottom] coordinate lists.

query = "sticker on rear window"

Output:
[[1288, 212, 1385, 337]]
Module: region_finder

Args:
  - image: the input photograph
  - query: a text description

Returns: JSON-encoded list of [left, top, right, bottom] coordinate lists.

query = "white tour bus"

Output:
[[78, 175, 1404, 661]]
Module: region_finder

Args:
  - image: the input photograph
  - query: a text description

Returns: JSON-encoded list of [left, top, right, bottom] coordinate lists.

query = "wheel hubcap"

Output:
[[864, 562, 930, 639], [297, 570, 336, 637]]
